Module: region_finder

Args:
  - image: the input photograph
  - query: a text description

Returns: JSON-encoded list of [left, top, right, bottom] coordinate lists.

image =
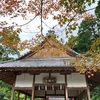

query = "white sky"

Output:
[[0, 0, 99, 56], [21, 2, 98, 56], [20, 1, 98, 40], [0, 1, 98, 40]]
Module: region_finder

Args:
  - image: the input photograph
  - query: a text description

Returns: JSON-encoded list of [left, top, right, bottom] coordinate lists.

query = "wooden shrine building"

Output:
[[0, 35, 100, 100]]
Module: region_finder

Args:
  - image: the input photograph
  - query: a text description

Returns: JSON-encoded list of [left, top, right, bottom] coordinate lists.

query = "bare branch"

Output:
[[19, 13, 40, 27], [42, 21, 51, 29], [40, 0, 52, 47], [61, 7, 96, 33]]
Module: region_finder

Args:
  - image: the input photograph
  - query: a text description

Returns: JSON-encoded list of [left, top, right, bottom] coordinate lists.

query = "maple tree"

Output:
[[0, 45, 20, 61], [0, 0, 97, 49], [0, 0, 99, 73], [66, 1, 100, 76], [72, 17, 99, 54], [0, 1, 100, 99], [91, 85, 100, 100], [0, 27, 21, 49]]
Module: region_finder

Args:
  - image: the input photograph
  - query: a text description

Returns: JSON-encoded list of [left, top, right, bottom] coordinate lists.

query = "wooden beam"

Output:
[[14, 87, 32, 90]]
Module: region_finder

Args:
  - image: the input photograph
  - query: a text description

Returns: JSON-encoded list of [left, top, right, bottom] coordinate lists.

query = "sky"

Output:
[[0, 1, 98, 41], [19, 0, 98, 41], [0, 0, 99, 56], [20, 0, 98, 55]]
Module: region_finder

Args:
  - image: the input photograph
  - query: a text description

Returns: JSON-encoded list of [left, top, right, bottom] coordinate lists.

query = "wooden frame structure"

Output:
[[0, 36, 99, 100], [0, 61, 91, 100]]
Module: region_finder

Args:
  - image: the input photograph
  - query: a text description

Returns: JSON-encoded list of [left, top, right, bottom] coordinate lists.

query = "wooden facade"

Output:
[[9, 72, 90, 100], [0, 35, 99, 100]]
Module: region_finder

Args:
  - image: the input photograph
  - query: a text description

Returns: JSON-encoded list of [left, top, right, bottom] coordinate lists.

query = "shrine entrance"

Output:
[[11, 72, 91, 100], [0, 36, 94, 100]]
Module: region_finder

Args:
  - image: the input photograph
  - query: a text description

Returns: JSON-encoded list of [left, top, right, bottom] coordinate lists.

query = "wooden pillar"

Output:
[[86, 75, 91, 100], [65, 74, 68, 100], [11, 87, 15, 100], [31, 75, 35, 100], [31, 86, 35, 100], [87, 86, 91, 100], [65, 86, 68, 100]]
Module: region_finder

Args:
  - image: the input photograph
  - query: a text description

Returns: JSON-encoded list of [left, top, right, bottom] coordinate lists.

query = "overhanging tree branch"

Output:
[[61, 7, 96, 33], [19, 13, 40, 27], [40, 0, 52, 47]]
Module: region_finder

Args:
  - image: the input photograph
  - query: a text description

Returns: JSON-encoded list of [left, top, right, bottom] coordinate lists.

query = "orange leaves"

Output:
[[0, 27, 21, 49], [0, 0, 97, 54], [19, 34, 43, 50], [73, 52, 100, 75], [0, 0, 95, 30], [83, 13, 97, 21], [91, 37, 100, 53], [0, 0, 22, 15]]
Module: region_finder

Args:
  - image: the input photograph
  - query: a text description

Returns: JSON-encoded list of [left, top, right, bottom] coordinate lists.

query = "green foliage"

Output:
[[91, 85, 100, 100], [0, 82, 32, 100], [59, 0, 96, 12], [66, 1, 100, 54], [72, 18, 99, 54], [95, 1, 100, 19], [66, 1, 100, 99], [34, 98, 41, 100], [0, 93, 5, 100], [95, 1, 100, 34], [66, 35, 77, 48], [0, 45, 20, 61], [0, 81, 11, 100], [0, 39, 20, 99], [0, 1, 99, 100]]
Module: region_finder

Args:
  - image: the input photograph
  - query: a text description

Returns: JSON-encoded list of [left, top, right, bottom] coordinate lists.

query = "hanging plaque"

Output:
[[43, 77, 56, 83]]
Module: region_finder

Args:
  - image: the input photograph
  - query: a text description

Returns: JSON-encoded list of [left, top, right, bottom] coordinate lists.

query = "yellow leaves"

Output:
[[91, 37, 100, 53], [0, 0, 22, 15], [19, 34, 72, 58], [73, 52, 100, 76], [83, 14, 97, 21], [19, 34, 44, 50], [0, 27, 21, 49], [0, 0, 96, 37], [72, 33, 100, 75]]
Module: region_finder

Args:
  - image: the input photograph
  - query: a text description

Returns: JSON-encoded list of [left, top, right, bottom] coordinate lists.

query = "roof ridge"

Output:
[[70, 49, 79, 55], [0, 59, 17, 64], [20, 57, 75, 61]]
